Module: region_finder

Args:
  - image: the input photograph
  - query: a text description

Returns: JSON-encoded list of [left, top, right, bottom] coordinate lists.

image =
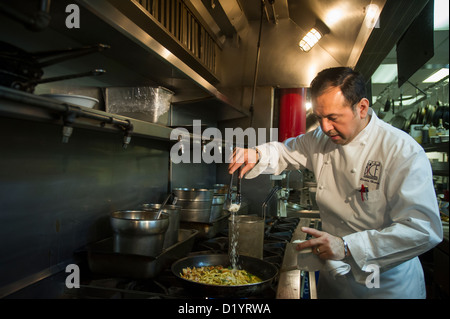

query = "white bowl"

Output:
[[41, 94, 99, 108]]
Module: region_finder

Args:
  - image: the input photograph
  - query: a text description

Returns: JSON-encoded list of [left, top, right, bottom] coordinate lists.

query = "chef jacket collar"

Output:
[[341, 108, 377, 147]]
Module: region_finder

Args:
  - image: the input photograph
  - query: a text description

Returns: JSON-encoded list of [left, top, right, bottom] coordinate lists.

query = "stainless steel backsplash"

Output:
[[0, 116, 214, 297]]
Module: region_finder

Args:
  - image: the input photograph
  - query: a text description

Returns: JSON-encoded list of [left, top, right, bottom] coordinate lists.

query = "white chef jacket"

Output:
[[247, 109, 443, 299]]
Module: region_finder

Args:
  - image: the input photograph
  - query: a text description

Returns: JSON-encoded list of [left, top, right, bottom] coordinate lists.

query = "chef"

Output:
[[228, 67, 443, 298]]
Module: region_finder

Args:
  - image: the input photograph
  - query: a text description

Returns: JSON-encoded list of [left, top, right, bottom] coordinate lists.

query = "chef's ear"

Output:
[[358, 98, 370, 119]]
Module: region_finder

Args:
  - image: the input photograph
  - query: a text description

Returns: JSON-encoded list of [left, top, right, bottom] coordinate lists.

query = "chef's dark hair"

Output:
[[310, 67, 367, 111]]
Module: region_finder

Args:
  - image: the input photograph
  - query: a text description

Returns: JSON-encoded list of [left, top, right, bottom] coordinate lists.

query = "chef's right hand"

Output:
[[228, 147, 259, 178]]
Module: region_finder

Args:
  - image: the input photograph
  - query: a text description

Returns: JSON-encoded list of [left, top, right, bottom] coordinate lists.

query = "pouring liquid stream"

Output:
[[227, 168, 242, 272], [229, 205, 240, 271]]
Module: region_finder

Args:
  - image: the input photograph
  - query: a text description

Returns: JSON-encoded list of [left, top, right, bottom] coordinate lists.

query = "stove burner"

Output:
[[69, 217, 300, 299]]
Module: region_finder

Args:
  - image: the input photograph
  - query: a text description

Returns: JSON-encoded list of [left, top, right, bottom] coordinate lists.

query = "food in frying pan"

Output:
[[180, 265, 262, 286]]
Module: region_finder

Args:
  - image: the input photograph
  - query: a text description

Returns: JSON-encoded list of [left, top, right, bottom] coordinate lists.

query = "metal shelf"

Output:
[[0, 86, 233, 152], [422, 142, 449, 153], [51, 0, 246, 118], [0, 86, 174, 145], [0, 0, 247, 122], [422, 142, 449, 176]]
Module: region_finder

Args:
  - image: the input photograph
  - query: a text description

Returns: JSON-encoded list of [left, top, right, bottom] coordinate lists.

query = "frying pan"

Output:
[[433, 103, 450, 129], [171, 254, 278, 298], [0, 41, 109, 92], [424, 104, 436, 125], [416, 106, 425, 124], [404, 110, 418, 132]]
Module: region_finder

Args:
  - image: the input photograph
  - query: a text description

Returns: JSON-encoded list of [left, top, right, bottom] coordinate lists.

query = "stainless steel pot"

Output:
[[212, 184, 228, 194], [212, 194, 226, 205], [173, 188, 214, 223], [110, 210, 169, 257], [173, 188, 214, 201], [141, 203, 180, 249], [210, 193, 226, 222]]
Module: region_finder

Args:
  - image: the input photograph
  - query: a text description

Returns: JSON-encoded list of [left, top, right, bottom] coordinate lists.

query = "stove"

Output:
[[64, 217, 302, 299]]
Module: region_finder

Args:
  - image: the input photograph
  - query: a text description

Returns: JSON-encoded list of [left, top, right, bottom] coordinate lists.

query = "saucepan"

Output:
[[171, 254, 278, 298], [0, 41, 109, 92]]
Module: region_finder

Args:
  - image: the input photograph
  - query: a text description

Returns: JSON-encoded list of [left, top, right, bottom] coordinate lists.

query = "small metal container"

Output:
[[228, 215, 265, 260], [173, 188, 214, 201], [105, 86, 173, 125], [110, 210, 169, 257]]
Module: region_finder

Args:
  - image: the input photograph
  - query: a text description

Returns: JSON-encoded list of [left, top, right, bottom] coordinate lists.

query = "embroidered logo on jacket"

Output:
[[362, 160, 382, 183]]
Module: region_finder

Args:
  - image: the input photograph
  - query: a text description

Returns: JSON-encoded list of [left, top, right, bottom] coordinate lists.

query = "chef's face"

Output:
[[312, 86, 370, 145]]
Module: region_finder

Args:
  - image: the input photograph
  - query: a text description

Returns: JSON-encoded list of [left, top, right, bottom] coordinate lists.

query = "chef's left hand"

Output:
[[295, 227, 347, 260]]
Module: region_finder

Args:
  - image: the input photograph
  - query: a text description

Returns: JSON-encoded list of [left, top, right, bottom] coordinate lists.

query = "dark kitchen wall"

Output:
[[0, 4, 221, 297], [0, 115, 214, 297]]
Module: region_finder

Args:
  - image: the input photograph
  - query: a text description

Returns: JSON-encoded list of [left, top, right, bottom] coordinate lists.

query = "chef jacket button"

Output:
[[351, 168, 357, 173], [324, 160, 329, 164], [318, 185, 324, 190], [360, 141, 367, 146]]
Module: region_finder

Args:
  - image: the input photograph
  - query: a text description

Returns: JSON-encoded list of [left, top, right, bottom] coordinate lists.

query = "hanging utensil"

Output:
[[384, 98, 391, 112], [390, 114, 407, 131], [424, 103, 436, 124], [156, 193, 177, 219], [0, 41, 109, 92], [432, 101, 445, 127]]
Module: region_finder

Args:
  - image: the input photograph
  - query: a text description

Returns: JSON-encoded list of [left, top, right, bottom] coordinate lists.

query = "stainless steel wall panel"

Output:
[[0, 116, 214, 297]]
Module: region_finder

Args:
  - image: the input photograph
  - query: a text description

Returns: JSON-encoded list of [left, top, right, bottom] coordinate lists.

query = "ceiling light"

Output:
[[299, 29, 322, 52], [299, 19, 330, 52], [422, 68, 449, 83], [324, 8, 345, 27], [365, 4, 380, 29]]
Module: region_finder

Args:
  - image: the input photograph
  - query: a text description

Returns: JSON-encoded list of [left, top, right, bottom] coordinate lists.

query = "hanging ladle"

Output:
[[156, 193, 177, 219]]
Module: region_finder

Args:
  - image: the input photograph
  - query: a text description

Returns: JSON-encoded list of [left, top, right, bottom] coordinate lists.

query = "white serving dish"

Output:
[[41, 94, 99, 108]]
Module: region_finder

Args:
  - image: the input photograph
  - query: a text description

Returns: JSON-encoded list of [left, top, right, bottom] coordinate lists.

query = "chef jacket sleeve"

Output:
[[344, 148, 443, 273], [245, 135, 312, 179]]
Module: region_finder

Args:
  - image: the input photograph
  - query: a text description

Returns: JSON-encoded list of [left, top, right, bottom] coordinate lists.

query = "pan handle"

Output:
[[0, 0, 51, 31], [31, 69, 106, 84], [34, 44, 111, 68]]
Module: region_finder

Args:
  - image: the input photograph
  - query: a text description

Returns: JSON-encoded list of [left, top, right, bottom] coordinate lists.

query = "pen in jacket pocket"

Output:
[[360, 184, 369, 201]]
